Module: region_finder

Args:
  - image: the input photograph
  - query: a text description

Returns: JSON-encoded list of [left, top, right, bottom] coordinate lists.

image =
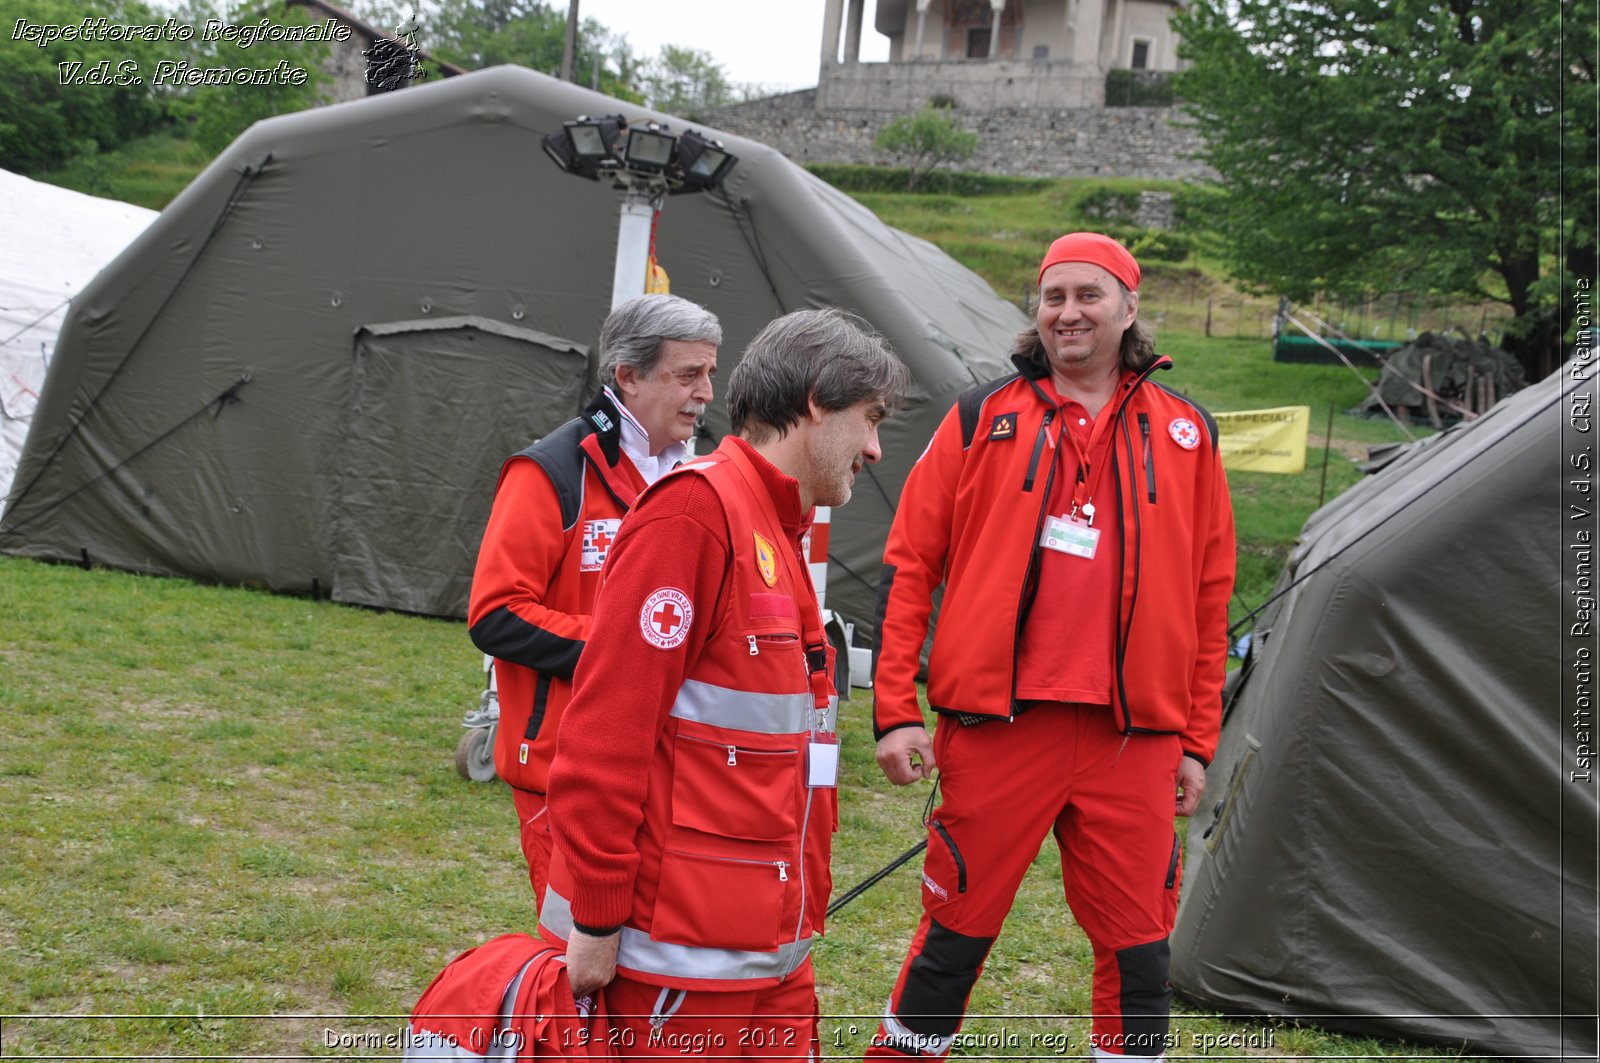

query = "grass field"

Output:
[[6, 143, 1485, 1059], [0, 554, 1490, 1060]]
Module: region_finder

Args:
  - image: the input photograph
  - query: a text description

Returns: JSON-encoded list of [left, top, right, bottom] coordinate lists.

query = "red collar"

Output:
[[721, 436, 808, 536]]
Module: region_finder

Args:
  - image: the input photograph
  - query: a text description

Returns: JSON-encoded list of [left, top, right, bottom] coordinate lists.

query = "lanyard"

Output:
[[1059, 403, 1117, 524]]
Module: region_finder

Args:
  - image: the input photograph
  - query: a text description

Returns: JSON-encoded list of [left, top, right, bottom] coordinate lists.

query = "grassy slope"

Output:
[[6, 146, 1470, 1057], [35, 133, 209, 212]]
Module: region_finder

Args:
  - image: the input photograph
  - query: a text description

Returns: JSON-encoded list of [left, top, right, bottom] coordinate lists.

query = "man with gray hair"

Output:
[[539, 308, 908, 1057], [468, 293, 720, 907]]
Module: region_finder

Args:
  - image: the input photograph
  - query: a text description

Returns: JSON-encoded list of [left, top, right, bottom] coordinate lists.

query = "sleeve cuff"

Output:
[[571, 920, 622, 937]]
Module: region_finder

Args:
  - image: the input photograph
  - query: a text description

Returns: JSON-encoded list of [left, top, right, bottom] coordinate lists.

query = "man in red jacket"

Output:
[[468, 293, 721, 905], [868, 234, 1236, 1061], [540, 308, 908, 1058]]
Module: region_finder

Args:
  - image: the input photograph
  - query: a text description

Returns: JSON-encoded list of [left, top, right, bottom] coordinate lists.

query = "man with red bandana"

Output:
[[468, 293, 720, 906], [867, 233, 1235, 1061]]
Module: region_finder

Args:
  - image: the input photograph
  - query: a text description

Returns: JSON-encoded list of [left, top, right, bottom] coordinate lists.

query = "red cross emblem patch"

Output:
[[640, 587, 694, 649], [581, 518, 621, 572], [1169, 417, 1202, 451]]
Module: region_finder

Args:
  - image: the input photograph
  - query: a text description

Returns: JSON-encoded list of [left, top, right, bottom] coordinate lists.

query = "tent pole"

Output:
[[1317, 400, 1335, 510]]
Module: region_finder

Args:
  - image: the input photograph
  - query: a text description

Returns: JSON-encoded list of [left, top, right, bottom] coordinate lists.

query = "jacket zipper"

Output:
[[677, 733, 799, 766], [1107, 364, 1164, 734], [1010, 412, 1059, 714], [666, 847, 789, 881], [1022, 409, 1054, 492], [1114, 418, 1143, 733], [1139, 413, 1157, 503], [746, 632, 799, 656]]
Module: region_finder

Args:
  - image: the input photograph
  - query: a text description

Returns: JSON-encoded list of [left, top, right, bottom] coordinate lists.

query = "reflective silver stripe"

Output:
[[540, 888, 812, 983], [672, 678, 835, 735], [1092, 1048, 1164, 1063], [491, 960, 538, 1062], [404, 1030, 482, 1061], [880, 1003, 955, 1057]]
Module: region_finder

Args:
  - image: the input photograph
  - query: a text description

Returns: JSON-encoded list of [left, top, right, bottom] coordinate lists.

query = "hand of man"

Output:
[[1176, 755, 1207, 817], [875, 726, 936, 786], [564, 927, 620, 999]]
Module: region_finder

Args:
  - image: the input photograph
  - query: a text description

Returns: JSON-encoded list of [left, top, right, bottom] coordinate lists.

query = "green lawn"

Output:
[[1, 526, 1469, 1059]]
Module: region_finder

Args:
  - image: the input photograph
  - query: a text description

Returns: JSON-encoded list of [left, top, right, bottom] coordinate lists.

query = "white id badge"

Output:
[[1041, 514, 1101, 559], [807, 736, 839, 788]]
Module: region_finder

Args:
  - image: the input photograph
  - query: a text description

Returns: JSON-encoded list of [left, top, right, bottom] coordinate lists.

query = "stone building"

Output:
[[702, 0, 1205, 181], [282, 0, 466, 103], [818, 0, 1184, 110]]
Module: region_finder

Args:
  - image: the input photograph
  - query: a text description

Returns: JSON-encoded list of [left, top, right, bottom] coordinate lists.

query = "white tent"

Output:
[[0, 169, 157, 504]]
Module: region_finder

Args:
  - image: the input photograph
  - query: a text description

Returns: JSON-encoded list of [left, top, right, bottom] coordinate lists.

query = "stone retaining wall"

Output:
[[702, 89, 1211, 182]]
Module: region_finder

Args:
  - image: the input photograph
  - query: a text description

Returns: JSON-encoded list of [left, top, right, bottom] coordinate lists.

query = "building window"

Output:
[[967, 27, 992, 58], [1130, 38, 1151, 69], [1033, 43, 1049, 59]]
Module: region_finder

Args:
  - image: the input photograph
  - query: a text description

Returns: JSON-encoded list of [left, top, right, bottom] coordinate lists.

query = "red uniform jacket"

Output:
[[540, 437, 837, 990], [873, 353, 1236, 764], [468, 391, 645, 794]]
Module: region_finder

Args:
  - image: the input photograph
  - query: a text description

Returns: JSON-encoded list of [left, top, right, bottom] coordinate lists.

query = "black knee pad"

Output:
[[1115, 938, 1173, 1055], [894, 918, 995, 1038]]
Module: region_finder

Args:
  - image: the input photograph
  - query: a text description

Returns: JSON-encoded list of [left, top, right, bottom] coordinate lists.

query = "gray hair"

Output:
[[599, 294, 723, 387], [729, 308, 909, 442], [1014, 281, 1157, 374]]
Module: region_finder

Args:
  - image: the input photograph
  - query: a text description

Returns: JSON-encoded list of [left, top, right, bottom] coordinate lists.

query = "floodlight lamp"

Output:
[[674, 129, 738, 193], [624, 122, 677, 173], [541, 129, 577, 174], [568, 114, 624, 161]]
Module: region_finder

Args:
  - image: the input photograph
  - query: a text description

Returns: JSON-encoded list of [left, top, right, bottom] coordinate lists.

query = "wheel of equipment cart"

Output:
[[455, 723, 498, 782]]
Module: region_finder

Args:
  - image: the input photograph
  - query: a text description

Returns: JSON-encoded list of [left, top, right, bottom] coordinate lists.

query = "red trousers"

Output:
[[869, 704, 1182, 1059], [597, 963, 819, 1060], [512, 787, 553, 905]]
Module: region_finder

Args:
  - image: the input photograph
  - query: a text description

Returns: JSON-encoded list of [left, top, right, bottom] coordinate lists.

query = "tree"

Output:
[[642, 45, 735, 117], [874, 103, 979, 191], [427, 0, 564, 69], [424, 0, 643, 101], [0, 0, 176, 174], [560, 0, 579, 81], [165, 0, 332, 156], [1173, 0, 1595, 380]]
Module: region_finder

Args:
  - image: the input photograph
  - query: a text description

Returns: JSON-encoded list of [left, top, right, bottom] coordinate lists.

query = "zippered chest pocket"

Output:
[[671, 731, 803, 842]]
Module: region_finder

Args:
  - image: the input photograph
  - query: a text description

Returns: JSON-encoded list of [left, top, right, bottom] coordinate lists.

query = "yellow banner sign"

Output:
[[1215, 406, 1311, 474]]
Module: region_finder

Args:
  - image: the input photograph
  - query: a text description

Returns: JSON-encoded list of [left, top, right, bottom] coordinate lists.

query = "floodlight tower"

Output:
[[541, 114, 738, 309]]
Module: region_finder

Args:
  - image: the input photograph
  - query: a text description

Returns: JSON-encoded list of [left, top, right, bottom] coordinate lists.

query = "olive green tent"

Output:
[[1172, 361, 1598, 1061], [0, 66, 1023, 625]]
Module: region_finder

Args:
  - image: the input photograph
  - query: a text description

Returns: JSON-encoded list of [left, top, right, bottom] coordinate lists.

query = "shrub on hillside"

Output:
[[873, 105, 980, 191]]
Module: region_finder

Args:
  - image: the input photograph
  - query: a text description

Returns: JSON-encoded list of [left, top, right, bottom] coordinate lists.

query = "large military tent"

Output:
[[1171, 361, 1598, 1060], [0, 169, 156, 504], [0, 66, 1022, 625]]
